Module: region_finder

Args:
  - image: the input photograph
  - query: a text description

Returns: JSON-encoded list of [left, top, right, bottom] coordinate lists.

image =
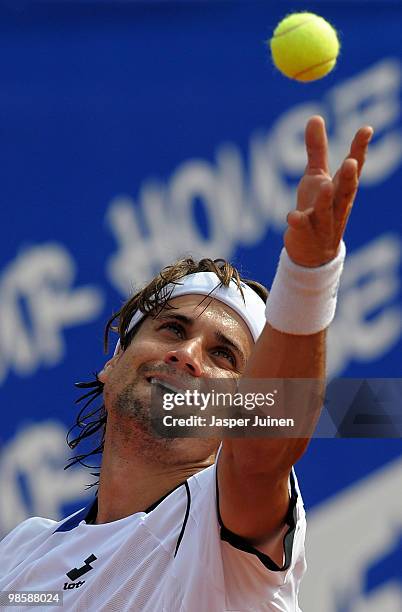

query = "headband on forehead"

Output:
[[113, 271, 267, 355]]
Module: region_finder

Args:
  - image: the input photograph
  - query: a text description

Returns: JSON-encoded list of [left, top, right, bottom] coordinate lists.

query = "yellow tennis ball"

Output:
[[269, 12, 340, 82]]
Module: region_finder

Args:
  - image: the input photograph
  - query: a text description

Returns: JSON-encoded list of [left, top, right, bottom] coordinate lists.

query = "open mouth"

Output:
[[146, 377, 184, 395]]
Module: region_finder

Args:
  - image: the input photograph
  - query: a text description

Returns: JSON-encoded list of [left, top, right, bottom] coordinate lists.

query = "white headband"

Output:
[[114, 271, 267, 355]]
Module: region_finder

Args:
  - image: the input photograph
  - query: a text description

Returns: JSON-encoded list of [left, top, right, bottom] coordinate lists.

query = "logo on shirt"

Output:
[[63, 553, 98, 590]]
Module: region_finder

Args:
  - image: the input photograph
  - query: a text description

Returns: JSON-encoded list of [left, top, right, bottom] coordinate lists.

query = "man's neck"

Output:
[[95, 429, 215, 524]]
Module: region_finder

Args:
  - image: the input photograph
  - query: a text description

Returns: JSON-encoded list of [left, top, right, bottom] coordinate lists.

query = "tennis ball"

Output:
[[269, 12, 340, 82]]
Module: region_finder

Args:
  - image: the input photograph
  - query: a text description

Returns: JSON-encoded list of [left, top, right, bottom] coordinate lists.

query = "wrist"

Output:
[[265, 241, 346, 335]]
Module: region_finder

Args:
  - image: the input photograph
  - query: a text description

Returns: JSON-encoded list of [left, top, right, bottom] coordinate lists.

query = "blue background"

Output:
[[0, 2, 401, 609]]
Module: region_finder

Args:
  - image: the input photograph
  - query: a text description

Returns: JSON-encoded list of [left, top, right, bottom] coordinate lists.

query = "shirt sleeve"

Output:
[[174, 458, 307, 612], [217, 466, 307, 611]]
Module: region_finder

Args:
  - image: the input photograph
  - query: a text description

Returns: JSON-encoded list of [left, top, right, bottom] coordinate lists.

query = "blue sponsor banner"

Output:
[[0, 2, 401, 609]]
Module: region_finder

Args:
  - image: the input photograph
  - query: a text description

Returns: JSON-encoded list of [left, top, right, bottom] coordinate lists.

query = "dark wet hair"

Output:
[[65, 257, 268, 488]]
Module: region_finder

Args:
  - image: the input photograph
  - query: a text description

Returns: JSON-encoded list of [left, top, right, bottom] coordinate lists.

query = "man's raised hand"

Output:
[[284, 115, 373, 267]]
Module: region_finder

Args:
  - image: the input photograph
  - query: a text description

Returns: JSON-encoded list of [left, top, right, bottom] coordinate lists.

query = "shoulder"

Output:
[[0, 505, 90, 577], [0, 515, 56, 547], [0, 516, 57, 576]]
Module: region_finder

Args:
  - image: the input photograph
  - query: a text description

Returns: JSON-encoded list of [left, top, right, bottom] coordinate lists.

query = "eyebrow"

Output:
[[156, 313, 246, 366]]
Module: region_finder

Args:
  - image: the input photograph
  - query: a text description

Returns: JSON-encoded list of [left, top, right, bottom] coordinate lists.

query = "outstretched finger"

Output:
[[333, 158, 359, 231], [305, 115, 330, 175], [347, 126, 373, 177]]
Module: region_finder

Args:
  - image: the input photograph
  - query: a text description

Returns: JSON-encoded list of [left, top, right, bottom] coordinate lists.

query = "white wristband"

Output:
[[265, 242, 346, 335]]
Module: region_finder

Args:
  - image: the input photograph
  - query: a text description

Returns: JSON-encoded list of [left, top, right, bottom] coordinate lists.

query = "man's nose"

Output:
[[164, 340, 203, 377]]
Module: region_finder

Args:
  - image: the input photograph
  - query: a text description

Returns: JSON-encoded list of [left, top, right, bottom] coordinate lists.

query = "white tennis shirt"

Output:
[[0, 459, 306, 611]]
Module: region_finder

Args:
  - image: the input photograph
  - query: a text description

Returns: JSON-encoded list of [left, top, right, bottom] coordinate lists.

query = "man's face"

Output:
[[99, 294, 254, 428]]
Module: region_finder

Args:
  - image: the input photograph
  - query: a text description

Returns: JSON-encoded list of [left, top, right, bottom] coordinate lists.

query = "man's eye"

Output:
[[159, 322, 184, 338], [213, 348, 236, 366]]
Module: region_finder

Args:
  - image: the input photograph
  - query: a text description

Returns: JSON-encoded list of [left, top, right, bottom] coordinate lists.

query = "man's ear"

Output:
[[98, 352, 121, 383]]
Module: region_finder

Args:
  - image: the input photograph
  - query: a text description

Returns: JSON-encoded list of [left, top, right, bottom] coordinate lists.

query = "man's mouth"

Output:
[[147, 377, 184, 395]]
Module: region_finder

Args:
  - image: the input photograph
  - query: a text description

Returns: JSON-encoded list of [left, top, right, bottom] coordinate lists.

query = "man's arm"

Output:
[[218, 116, 373, 558]]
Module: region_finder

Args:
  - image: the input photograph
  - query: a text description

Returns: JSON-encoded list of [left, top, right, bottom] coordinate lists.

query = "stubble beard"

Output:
[[112, 375, 177, 461], [110, 366, 218, 465]]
